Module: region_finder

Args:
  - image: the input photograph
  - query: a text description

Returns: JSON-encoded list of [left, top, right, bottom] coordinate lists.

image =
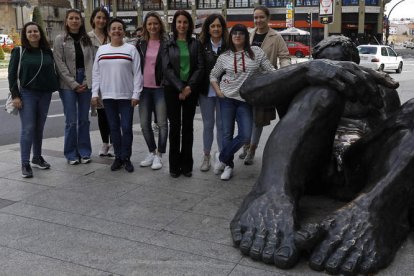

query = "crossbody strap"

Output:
[[25, 49, 43, 87], [17, 46, 22, 89]]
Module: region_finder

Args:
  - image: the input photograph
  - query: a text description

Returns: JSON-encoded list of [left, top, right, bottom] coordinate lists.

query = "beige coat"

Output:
[[53, 34, 95, 90], [249, 28, 290, 69], [249, 28, 291, 126]]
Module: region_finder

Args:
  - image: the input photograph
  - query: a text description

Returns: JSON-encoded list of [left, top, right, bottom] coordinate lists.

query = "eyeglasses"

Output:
[[232, 31, 245, 37]]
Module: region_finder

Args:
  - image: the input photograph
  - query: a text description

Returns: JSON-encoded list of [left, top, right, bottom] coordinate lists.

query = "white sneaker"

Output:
[[151, 155, 162, 170], [213, 152, 225, 175], [107, 144, 114, 157], [200, 154, 211, 172], [99, 143, 109, 156], [220, 166, 233, 181], [140, 152, 155, 167]]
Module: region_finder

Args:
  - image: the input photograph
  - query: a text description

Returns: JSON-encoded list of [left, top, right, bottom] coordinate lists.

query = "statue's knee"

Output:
[[297, 86, 342, 109]]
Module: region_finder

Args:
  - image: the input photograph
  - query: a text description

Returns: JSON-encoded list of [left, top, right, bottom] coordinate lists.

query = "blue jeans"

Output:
[[219, 97, 253, 168], [103, 99, 134, 160], [139, 87, 168, 153], [19, 88, 52, 164], [199, 94, 223, 153]]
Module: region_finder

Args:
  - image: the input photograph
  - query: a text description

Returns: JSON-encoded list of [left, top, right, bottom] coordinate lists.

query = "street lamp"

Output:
[[11, 0, 31, 30], [385, 0, 405, 45]]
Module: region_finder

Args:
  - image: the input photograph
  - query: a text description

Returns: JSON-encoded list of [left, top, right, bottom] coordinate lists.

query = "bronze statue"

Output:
[[231, 35, 413, 275]]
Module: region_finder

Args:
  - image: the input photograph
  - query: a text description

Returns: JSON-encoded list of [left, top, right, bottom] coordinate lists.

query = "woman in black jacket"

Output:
[[198, 14, 228, 172], [136, 11, 168, 170], [163, 10, 204, 178]]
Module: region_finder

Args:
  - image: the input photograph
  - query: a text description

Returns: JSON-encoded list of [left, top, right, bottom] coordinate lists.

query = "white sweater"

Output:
[[210, 46, 275, 101], [92, 43, 143, 100]]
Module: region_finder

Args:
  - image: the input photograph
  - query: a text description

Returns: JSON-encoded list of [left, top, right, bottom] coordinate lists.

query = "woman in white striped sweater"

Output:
[[210, 24, 275, 181]]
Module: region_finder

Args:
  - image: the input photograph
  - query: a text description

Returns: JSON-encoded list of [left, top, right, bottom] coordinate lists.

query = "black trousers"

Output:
[[164, 86, 198, 174]]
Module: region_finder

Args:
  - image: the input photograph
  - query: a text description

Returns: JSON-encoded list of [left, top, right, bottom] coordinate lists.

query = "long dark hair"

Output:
[[228, 24, 254, 60], [171, 10, 194, 41], [90, 7, 110, 40], [21, 22, 51, 51], [199, 13, 228, 48], [64, 8, 92, 46], [142, 11, 166, 41]]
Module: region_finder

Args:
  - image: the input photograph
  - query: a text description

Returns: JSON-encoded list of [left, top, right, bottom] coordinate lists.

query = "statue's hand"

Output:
[[305, 60, 389, 108]]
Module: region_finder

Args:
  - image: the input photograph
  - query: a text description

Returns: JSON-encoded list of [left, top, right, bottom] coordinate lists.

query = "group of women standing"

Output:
[[8, 6, 289, 181]]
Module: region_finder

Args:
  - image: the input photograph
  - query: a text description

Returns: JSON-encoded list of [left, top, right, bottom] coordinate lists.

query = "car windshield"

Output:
[[358, 46, 377, 55]]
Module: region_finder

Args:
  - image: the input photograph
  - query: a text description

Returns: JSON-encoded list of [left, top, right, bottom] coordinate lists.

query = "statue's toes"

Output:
[[295, 223, 325, 251], [239, 227, 255, 255], [274, 239, 299, 269], [309, 235, 341, 271], [340, 251, 361, 275], [262, 233, 279, 264], [359, 255, 379, 275], [249, 232, 266, 260], [230, 221, 243, 247], [325, 247, 350, 274]]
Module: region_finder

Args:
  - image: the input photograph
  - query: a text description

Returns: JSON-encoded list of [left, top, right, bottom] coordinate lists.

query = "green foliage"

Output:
[[32, 6, 45, 32], [0, 46, 5, 60]]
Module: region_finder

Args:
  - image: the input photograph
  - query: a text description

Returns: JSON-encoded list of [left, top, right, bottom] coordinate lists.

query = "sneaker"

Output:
[[21, 163, 33, 178], [200, 154, 211, 172], [99, 143, 110, 156], [239, 145, 249, 159], [68, 159, 79, 165], [107, 144, 114, 157], [111, 158, 123, 171], [213, 152, 225, 175], [244, 150, 255, 165], [140, 152, 155, 167], [221, 166, 233, 181], [124, 159, 134, 173], [31, 156, 51, 169], [80, 157, 91, 164], [151, 155, 162, 170]]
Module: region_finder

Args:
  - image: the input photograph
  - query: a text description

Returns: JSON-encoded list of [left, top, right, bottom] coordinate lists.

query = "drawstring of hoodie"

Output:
[[233, 51, 246, 74]]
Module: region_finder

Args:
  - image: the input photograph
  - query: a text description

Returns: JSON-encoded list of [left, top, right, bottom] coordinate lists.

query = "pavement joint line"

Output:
[[0, 243, 121, 275], [0, 209, 240, 266]]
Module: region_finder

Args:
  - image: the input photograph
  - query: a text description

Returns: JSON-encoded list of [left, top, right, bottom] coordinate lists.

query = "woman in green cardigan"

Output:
[[8, 22, 59, 178]]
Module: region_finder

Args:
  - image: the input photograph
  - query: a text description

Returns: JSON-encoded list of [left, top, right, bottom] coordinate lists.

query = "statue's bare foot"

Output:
[[230, 191, 299, 268], [299, 199, 410, 275]]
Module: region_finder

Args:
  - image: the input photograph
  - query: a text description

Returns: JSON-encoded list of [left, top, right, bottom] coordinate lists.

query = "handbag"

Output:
[[5, 46, 43, 115], [5, 46, 23, 115]]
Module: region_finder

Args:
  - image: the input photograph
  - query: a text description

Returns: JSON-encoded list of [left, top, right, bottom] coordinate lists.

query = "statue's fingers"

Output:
[[230, 221, 243, 247], [249, 230, 266, 260], [262, 232, 279, 264], [309, 234, 341, 271], [274, 236, 300, 269], [239, 227, 255, 255], [295, 223, 326, 251], [363, 67, 399, 89]]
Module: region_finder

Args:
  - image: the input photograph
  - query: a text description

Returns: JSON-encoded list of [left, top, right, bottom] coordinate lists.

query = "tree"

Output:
[[32, 6, 45, 32], [0, 46, 5, 60]]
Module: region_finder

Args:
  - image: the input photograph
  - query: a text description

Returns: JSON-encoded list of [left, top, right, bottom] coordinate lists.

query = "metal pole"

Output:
[[309, 13, 312, 59], [324, 24, 329, 39], [385, 0, 405, 45]]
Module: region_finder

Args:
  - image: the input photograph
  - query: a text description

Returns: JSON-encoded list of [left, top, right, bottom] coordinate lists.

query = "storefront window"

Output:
[[342, 0, 359, 5], [169, 0, 190, 9], [365, 0, 378, 6], [198, 0, 223, 8]]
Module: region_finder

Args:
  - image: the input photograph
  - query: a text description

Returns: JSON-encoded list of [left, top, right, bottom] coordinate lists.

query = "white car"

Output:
[[357, 45, 403, 73], [0, 34, 13, 45]]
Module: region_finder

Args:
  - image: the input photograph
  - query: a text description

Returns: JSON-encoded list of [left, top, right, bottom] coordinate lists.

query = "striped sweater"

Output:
[[92, 43, 143, 100], [210, 46, 275, 101]]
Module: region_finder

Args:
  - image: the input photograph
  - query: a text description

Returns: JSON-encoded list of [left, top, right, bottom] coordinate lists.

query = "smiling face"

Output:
[[93, 11, 107, 31], [109, 21, 125, 44], [231, 30, 246, 50], [176, 15, 189, 38], [253, 9, 269, 32], [209, 18, 223, 41], [146, 16, 161, 38], [25, 24, 41, 47], [66, 11, 82, 33]]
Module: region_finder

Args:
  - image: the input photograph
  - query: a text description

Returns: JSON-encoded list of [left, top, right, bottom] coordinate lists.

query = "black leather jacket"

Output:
[[162, 37, 204, 92], [200, 40, 227, 95], [136, 38, 165, 87]]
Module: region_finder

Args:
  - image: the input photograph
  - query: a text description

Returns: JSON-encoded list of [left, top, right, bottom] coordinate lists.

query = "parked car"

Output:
[[0, 34, 13, 46], [357, 45, 403, 73], [286, 41, 310, 58], [406, 41, 414, 49]]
